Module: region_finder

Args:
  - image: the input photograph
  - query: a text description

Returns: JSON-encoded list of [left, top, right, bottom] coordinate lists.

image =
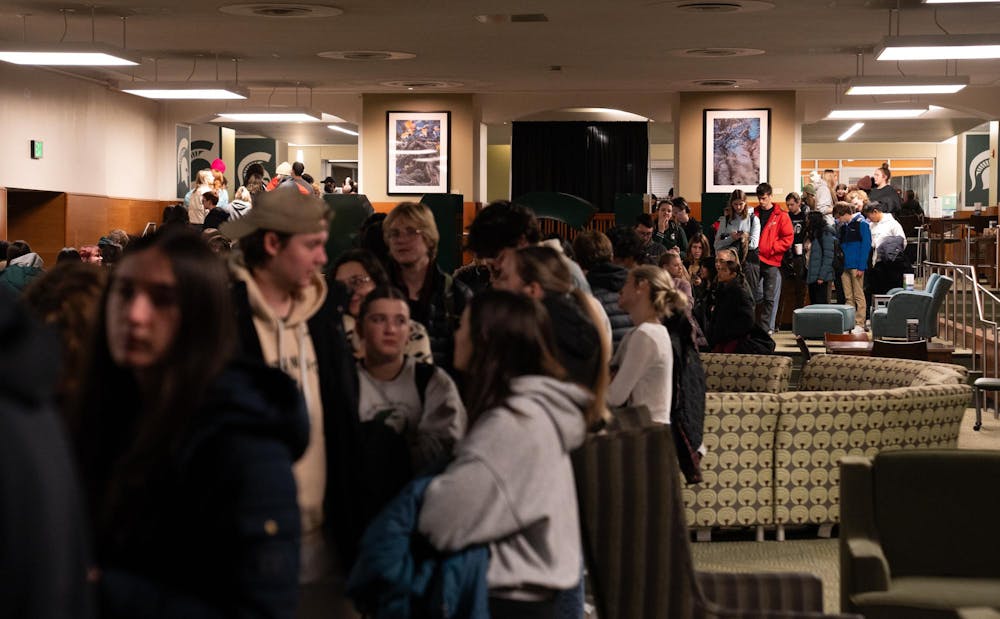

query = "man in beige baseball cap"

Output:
[[226, 186, 358, 615]]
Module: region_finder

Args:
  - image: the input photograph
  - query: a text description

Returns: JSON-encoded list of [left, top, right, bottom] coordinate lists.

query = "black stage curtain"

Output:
[[511, 121, 648, 212]]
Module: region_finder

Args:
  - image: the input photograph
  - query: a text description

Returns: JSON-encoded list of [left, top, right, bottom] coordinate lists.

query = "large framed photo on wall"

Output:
[[387, 111, 450, 195], [704, 108, 770, 194]]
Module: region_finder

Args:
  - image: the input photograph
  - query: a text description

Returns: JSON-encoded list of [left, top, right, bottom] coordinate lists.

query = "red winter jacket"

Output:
[[757, 206, 794, 267]]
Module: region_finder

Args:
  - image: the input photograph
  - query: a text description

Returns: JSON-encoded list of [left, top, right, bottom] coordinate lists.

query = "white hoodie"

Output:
[[419, 376, 590, 595]]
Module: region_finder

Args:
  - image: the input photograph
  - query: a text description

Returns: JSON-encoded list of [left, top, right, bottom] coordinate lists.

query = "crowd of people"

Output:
[[0, 161, 918, 618]]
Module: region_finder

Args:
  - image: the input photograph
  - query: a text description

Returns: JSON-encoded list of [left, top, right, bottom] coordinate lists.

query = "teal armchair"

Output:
[[871, 275, 952, 339], [840, 450, 1000, 618]]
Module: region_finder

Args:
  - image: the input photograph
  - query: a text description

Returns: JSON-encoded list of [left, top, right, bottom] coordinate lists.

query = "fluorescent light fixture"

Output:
[[877, 34, 1000, 61], [838, 123, 865, 141], [120, 81, 248, 100], [825, 106, 928, 119], [328, 125, 359, 136], [217, 108, 323, 122], [923, 0, 1000, 4], [845, 76, 968, 95], [0, 42, 139, 66]]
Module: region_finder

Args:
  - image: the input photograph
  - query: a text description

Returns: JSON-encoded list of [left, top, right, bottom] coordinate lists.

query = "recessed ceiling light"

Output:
[[825, 107, 928, 119], [838, 123, 865, 141], [845, 76, 969, 95], [217, 107, 323, 122], [0, 42, 139, 66], [651, 0, 775, 13], [120, 81, 249, 100], [876, 34, 1000, 61]]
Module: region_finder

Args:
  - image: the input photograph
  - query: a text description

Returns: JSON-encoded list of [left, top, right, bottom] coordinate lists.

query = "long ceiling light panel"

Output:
[[845, 76, 968, 95], [120, 82, 248, 100], [876, 34, 1000, 61], [825, 107, 929, 119], [0, 42, 139, 66], [217, 108, 323, 122], [838, 123, 865, 141]]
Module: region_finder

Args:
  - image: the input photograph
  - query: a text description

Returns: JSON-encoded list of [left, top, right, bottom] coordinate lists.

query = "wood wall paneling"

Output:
[[64, 194, 167, 248], [7, 190, 67, 266], [0, 187, 7, 240]]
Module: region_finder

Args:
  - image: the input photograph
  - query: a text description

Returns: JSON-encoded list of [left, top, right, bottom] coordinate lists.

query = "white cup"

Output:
[[904, 273, 915, 290], [794, 243, 803, 255]]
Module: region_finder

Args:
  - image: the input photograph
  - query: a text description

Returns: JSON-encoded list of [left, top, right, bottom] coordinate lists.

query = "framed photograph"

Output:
[[387, 111, 450, 195], [704, 108, 770, 194]]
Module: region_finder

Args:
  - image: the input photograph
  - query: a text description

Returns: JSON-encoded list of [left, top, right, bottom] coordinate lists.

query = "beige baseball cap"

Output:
[[220, 186, 332, 240]]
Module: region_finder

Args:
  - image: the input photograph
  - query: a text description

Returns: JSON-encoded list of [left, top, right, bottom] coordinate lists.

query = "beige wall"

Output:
[[361, 94, 479, 203], [0, 63, 162, 199], [487, 145, 511, 202], [803, 141, 959, 200], [650, 143, 674, 161], [674, 91, 798, 198]]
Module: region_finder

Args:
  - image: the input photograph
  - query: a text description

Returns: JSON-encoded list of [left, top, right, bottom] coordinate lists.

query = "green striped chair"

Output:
[[572, 422, 861, 618]]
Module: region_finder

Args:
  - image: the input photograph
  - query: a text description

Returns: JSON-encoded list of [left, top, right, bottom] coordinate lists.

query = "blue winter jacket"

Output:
[[347, 476, 490, 619], [806, 225, 836, 284], [838, 213, 872, 272]]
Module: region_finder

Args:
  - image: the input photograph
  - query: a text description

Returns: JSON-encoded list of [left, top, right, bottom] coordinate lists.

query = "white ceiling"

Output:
[[1, 0, 998, 144]]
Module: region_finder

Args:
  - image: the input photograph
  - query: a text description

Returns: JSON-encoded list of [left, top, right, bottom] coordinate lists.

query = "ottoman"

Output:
[[792, 305, 855, 338]]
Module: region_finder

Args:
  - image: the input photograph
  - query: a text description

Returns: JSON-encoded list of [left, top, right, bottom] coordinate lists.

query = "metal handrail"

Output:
[[922, 261, 1000, 388]]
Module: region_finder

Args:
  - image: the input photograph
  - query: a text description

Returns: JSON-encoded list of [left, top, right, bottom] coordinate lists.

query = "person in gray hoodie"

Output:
[[419, 290, 594, 619]]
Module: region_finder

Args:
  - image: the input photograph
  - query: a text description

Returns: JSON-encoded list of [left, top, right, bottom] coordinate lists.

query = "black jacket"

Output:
[[0, 291, 91, 619], [233, 280, 380, 569], [97, 361, 309, 619], [585, 261, 633, 349], [707, 279, 755, 349], [543, 292, 603, 389], [390, 264, 471, 372]]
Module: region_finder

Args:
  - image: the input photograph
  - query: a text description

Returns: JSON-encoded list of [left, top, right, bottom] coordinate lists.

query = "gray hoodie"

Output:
[[418, 375, 589, 595]]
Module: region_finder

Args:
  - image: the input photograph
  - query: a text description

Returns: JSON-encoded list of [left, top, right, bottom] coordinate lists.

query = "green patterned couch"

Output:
[[683, 353, 971, 538]]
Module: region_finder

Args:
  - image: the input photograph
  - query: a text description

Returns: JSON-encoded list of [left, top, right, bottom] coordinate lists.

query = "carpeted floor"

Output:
[[690, 406, 1000, 614]]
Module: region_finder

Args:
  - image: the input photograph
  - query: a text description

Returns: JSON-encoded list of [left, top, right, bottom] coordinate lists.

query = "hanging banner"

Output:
[[965, 133, 990, 207], [235, 138, 276, 188], [176, 125, 191, 199]]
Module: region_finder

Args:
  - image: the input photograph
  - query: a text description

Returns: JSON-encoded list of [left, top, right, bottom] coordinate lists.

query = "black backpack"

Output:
[[665, 314, 705, 484]]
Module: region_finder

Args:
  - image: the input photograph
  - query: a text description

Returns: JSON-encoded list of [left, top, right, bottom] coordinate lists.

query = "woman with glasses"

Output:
[[332, 248, 432, 363], [383, 202, 471, 372]]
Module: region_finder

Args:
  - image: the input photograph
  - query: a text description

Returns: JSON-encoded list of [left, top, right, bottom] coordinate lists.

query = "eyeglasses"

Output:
[[387, 226, 424, 241], [338, 275, 372, 290]]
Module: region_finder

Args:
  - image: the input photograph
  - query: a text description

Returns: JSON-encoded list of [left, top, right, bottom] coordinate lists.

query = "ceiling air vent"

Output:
[[650, 0, 774, 14], [318, 50, 416, 61], [691, 78, 759, 88], [675, 47, 765, 58], [219, 4, 344, 18], [380, 80, 465, 89], [475, 13, 549, 23]]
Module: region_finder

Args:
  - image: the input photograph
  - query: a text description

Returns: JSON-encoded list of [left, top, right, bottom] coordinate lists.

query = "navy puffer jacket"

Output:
[[585, 261, 633, 351]]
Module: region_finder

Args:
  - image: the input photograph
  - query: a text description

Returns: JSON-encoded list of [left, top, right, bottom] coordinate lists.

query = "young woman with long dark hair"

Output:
[[75, 228, 306, 618], [419, 290, 592, 619]]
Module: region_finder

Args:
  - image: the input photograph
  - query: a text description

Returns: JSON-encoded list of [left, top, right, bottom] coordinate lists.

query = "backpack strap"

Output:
[[414, 360, 436, 408]]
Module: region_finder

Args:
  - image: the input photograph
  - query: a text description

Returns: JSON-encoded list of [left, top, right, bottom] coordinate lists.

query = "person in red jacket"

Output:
[[755, 182, 794, 333]]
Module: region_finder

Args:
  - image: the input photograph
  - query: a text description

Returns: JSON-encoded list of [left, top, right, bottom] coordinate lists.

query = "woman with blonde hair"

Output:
[[607, 265, 687, 425]]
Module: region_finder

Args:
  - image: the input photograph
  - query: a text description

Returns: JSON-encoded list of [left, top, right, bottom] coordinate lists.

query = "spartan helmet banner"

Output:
[[965, 133, 990, 207]]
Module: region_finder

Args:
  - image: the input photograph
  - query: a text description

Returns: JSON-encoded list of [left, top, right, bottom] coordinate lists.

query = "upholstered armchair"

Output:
[[871, 275, 952, 339], [840, 450, 1000, 618], [885, 272, 939, 297], [574, 421, 861, 619]]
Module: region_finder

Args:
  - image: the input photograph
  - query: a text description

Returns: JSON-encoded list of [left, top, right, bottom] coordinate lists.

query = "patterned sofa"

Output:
[[683, 353, 971, 538]]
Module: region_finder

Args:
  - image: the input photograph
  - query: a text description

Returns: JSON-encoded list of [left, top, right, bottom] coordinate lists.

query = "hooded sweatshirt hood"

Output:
[[8, 252, 44, 269], [506, 375, 589, 453], [586, 261, 628, 293]]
